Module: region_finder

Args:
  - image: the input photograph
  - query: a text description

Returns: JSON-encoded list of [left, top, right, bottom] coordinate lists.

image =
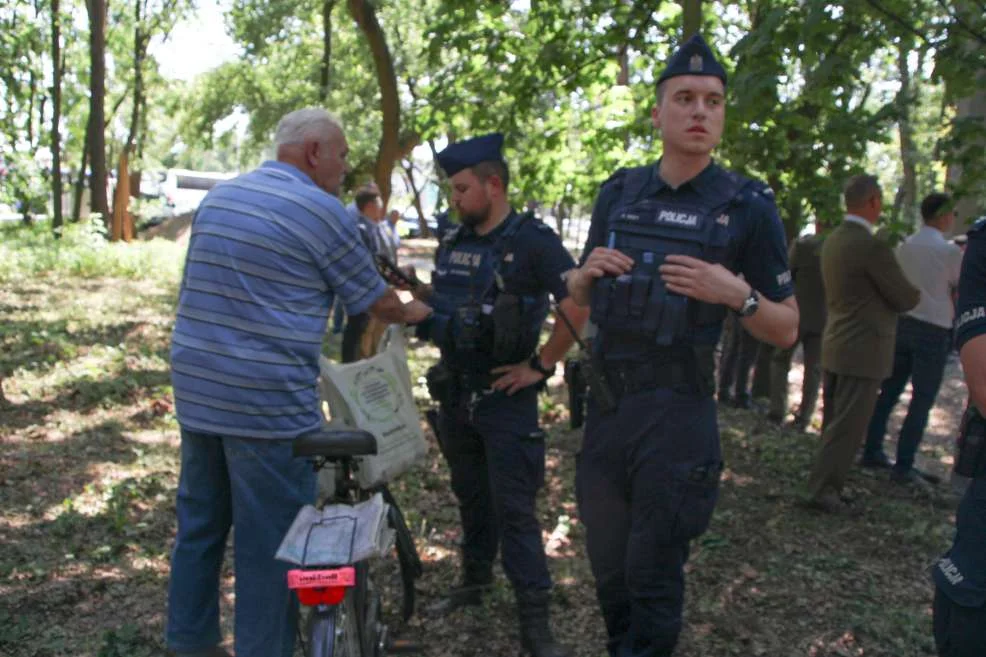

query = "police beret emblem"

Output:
[[689, 54, 703, 72]]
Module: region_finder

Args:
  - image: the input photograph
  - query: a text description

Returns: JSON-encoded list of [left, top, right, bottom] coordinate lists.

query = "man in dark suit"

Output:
[[802, 174, 920, 513], [769, 231, 827, 429]]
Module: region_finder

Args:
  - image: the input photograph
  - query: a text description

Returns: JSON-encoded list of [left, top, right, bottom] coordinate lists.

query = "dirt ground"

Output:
[[0, 271, 969, 657]]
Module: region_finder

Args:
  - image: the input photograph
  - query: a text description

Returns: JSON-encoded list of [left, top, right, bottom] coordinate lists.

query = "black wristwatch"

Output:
[[734, 287, 760, 317], [529, 352, 556, 378]]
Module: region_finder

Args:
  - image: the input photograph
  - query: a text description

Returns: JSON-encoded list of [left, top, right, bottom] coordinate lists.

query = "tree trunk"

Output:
[[50, 0, 63, 233], [126, 1, 145, 157], [27, 70, 36, 147], [401, 159, 430, 238], [320, 0, 336, 101], [86, 0, 110, 222], [896, 35, 918, 229], [681, 0, 702, 39], [945, 1, 986, 233], [948, 76, 986, 232], [347, 0, 408, 206], [72, 117, 90, 223]]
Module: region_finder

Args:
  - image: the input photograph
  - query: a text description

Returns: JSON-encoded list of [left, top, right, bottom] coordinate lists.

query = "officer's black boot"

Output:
[[515, 589, 571, 657], [428, 560, 493, 615]]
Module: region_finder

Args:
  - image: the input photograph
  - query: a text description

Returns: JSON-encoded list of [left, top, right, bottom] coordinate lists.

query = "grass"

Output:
[[0, 223, 966, 656], [0, 218, 184, 284]]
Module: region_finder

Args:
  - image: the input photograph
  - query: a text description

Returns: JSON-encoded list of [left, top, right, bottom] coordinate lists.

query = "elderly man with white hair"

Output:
[[165, 108, 431, 657]]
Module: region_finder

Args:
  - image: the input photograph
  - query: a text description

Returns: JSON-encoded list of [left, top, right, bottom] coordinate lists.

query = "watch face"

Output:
[[742, 294, 759, 317]]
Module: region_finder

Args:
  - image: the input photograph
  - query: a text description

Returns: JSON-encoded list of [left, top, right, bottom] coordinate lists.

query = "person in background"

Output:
[[802, 174, 919, 514], [769, 229, 827, 429], [862, 192, 963, 489], [384, 208, 402, 253], [341, 187, 387, 363]]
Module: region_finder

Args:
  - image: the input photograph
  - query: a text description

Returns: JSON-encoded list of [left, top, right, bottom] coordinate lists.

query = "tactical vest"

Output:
[[590, 165, 751, 346], [430, 212, 549, 371]]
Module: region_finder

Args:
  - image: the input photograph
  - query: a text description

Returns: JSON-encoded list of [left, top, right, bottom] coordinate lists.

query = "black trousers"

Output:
[[933, 587, 986, 657], [341, 312, 369, 363]]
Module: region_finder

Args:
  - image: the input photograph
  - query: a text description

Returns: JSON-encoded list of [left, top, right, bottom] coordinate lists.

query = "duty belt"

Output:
[[602, 359, 700, 397]]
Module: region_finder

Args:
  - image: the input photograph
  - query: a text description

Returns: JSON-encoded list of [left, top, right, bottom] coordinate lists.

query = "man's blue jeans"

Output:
[[166, 429, 316, 657], [864, 316, 952, 473]]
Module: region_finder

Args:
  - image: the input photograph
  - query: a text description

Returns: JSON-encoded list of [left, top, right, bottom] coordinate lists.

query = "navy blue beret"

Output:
[[657, 34, 727, 87], [436, 133, 505, 177]]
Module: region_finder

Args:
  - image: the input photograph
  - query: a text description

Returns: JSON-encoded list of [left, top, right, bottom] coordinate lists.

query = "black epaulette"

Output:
[[600, 168, 629, 191], [752, 180, 775, 199]]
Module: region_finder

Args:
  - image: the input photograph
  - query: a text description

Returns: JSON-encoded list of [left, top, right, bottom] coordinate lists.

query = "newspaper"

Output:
[[275, 492, 395, 566]]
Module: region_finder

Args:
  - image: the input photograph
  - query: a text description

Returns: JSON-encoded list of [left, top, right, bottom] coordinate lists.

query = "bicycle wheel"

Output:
[[306, 591, 362, 657], [379, 486, 422, 622], [360, 567, 387, 657]]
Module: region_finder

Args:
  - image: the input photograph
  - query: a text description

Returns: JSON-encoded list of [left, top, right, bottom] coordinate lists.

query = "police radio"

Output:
[[954, 405, 986, 479], [552, 303, 617, 416]]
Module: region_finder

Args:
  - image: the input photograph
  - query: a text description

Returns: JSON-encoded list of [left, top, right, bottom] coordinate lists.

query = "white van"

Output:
[[157, 169, 237, 215]]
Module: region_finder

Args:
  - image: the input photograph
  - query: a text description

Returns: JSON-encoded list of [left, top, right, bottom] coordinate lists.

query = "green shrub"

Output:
[[0, 217, 185, 284]]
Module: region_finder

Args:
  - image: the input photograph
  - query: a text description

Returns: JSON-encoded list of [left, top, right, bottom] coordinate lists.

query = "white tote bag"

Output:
[[317, 326, 427, 489]]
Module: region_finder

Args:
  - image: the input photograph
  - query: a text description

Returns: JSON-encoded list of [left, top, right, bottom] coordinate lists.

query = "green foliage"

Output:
[[0, 219, 185, 283], [3, 0, 986, 240]]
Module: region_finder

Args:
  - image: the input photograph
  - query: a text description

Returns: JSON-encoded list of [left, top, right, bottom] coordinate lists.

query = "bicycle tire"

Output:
[[380, 485, 422, 622], [306, 592, 362, 657]]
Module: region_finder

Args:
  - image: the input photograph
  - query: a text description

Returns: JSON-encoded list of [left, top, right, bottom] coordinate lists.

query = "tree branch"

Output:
[[936, 0, 986, 45], [861, 0, 938, 45]]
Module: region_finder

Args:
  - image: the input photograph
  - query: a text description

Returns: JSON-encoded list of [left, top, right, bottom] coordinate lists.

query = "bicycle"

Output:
[[282, 422, 423, 657]]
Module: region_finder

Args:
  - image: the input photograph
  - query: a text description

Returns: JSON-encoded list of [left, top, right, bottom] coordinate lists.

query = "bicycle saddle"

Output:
[[294, 426, 378, 458]]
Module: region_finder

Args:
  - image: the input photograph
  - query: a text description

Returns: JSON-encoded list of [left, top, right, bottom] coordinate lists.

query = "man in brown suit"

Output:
[[803, 175, 920, 512], [769, 232, 827, 429]]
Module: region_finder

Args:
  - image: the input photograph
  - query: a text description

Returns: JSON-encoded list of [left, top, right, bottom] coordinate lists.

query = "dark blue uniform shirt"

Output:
[[582, 161, 793, 359], [934, 218, 986, 607], [429, 211, 575, 374]]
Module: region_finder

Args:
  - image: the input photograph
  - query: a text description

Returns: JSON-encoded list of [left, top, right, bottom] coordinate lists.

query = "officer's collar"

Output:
[[651, 159, 721, 196]]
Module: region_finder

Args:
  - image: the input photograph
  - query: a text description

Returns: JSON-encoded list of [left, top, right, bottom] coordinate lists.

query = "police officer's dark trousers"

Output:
[[437, 384, 552, 593], [577, 387, 720, 657]]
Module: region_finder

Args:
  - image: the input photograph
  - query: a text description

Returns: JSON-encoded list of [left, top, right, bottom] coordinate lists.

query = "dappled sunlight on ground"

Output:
[[0, 258, 975, 656]]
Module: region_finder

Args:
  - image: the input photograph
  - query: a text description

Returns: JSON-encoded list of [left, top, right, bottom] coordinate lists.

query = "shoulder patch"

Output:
[[970, 216, 986, 235], [441, 226, 461, 247]]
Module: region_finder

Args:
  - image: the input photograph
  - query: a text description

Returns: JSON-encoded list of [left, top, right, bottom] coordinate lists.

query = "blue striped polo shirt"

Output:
[[170, 161, 388, 439]]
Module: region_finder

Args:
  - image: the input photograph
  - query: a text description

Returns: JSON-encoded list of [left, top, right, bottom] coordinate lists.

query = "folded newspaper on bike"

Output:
[[276, 492, 396, 566]]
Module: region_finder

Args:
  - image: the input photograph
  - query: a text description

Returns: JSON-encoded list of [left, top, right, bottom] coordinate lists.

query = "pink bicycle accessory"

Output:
[[288, 567, 356, 606]]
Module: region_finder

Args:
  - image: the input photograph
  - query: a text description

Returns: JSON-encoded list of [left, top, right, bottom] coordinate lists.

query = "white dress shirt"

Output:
[[896, 225, 963, 328], [843, 213, 875, 235]]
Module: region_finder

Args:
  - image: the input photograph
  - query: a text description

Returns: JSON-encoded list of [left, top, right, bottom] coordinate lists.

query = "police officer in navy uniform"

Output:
[[411, 133, 588, 657], [932, 216, 986, 657], [565, 35, 799, 657]]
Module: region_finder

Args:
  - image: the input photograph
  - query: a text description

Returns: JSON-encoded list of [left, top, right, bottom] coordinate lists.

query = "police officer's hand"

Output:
[[567, 247, 634, 306], [659, 255, 748, 308], [401, 299, 434, 325], [490, 361, 544, 396]]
